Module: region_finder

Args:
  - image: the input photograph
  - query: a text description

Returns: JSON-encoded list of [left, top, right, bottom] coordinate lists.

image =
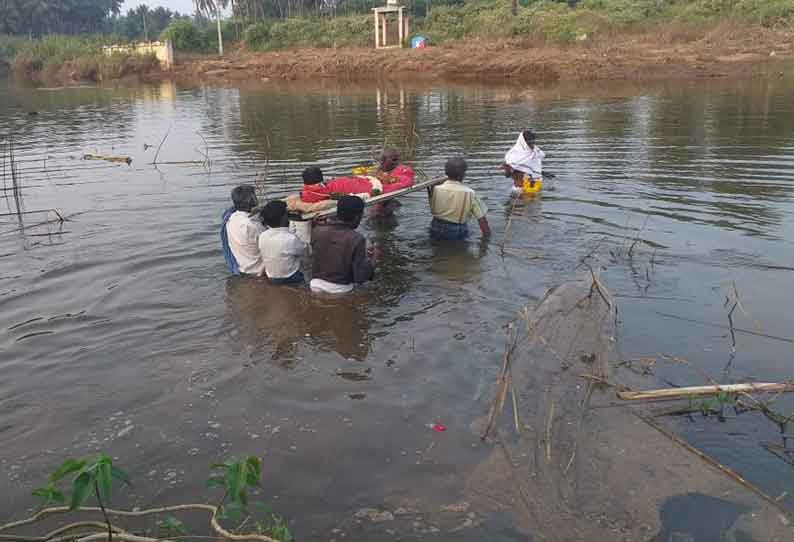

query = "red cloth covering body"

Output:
[[301, 176, 373, 203], [300, 166, 415, 203]]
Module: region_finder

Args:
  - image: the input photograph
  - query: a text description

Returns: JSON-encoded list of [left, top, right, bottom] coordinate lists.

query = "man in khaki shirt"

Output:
[[430, 157, 491, 241]]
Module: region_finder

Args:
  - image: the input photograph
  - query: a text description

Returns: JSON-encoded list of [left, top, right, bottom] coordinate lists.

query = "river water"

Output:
[[1, 76, 793, 537]]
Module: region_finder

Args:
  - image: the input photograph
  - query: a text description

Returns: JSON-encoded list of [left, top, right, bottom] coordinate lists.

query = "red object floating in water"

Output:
[[432, 424, 446, 432]]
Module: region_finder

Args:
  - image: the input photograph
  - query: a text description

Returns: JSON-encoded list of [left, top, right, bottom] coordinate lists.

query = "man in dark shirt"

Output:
[[310, 196, 375, 294]]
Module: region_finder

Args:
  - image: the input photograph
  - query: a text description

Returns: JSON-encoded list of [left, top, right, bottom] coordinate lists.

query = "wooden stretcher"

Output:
[[295, 176, 447, 221]]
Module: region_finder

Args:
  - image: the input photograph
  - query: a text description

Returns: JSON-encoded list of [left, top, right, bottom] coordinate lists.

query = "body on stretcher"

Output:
[[288, 176, 447, 245]]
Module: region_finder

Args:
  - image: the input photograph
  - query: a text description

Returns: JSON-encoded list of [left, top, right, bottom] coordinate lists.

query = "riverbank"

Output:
[[3, 21, 793, 85], [166, 25, 793, 84]]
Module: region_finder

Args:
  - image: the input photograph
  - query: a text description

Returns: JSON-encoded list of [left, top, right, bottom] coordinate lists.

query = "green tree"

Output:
[[0, 0, 122, 37], [194, 0, 230, 54]]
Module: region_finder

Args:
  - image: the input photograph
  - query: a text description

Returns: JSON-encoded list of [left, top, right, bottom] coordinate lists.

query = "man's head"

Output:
[[337, 195, 365, 227], [302, 166, 324, 185], [445, 157, 468, 182], [522, 129, 536, 149], [380, 147, 401, 172], [231, 185, 258, 212], [260, 200, 289, 228]]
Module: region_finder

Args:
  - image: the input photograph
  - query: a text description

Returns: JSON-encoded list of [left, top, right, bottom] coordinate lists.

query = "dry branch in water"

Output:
[[544, 399, 555, 464], [151, 125, 172, 165], [82, 154, 131, 165], [481, 323, 519, 440], [617, 382, 794, 401]]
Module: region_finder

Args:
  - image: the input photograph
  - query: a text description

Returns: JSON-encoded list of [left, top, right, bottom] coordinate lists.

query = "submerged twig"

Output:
[[481, 323, 519, 440], [544, 399, 555, 464], [511, 379, 520, 434], [152, 125, 172, 166], [656, 312, 794, 345]]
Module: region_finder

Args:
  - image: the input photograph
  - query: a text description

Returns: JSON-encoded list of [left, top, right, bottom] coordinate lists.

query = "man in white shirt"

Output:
[[258, 200, 308, 285], [225, 185, 266, 276]]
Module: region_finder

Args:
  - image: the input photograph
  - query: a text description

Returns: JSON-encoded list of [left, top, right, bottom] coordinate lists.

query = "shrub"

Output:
[[323, 15, 372, 47], [161, 19, 210, 51], [268, 18, 317, 48], [421, 3, 513, 43], [0, 34, 25, 63], [205, 20, 240, 51], [514, 2, 613, 42], [244, 21, 272, 50], [735, 0, 794, 26], [11, 35, 104, 77], [420, 6, 469, 42], [256, 15, 372, 50], [579, 0, 660, 24]]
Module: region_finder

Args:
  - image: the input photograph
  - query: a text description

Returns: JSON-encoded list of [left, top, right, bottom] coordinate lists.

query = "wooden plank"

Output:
[[617, 382, 794, 401], [297, 176, 446, 221]]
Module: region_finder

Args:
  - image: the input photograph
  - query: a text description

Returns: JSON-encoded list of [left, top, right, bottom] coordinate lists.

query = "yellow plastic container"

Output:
[[521, 176, 543, 195]]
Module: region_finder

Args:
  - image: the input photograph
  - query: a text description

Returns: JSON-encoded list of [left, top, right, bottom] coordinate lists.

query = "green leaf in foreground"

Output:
[[245, 456, 261, 487], [32, 483, 65, 508], [97, 457, 113, 501], [50, 458, 87, 482], [206, 475, 226, 489], [111, 465, 132, 486], [70, 471, 94, 510]]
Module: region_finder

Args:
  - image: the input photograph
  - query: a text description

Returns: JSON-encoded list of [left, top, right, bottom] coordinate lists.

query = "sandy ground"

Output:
[[164, 25, 794, 85]]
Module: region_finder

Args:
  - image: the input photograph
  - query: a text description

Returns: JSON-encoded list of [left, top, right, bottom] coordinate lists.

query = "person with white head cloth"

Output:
[[502, 129, 546, 195]]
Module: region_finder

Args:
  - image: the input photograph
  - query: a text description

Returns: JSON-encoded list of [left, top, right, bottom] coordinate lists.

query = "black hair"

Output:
[[231, 185, 257, 212], [522, 130, 536, 143], [302, 166, 324, 185], [259, 200, 288, 228], [337, 195, 365, 223], [444, 157, 468, 181]]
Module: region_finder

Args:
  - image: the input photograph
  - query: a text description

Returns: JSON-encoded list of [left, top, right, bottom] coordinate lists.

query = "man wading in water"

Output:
[[221, 185, 266, 276], [429, 157, 491, 241], [310, 195, 377, 294], [502, 129, 546, 195]]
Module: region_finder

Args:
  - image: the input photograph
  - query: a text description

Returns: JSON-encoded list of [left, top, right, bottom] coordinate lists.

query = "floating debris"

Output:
[[83, 153, 132, 165], [336, 367, 372, 381]]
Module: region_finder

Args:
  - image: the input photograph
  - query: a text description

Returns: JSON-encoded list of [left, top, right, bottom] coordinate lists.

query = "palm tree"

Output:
[[194, 0, 230, 55]]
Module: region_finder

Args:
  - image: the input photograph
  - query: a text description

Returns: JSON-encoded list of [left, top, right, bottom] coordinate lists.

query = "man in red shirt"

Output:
[[371, 147, 415, 217], [374, 147, 415, 189]]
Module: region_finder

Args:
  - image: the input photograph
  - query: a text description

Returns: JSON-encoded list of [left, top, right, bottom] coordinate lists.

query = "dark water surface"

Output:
[[1, 77, 793, 535]]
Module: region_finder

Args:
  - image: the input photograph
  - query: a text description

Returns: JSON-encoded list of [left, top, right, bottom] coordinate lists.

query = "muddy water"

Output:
[[1, 77, 793, 537]]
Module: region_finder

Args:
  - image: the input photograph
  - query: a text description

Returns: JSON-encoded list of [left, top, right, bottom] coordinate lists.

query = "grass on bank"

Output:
[[3, 35, 157, 81], [3, 0, 793, 80], [237, 0, 794, 51]]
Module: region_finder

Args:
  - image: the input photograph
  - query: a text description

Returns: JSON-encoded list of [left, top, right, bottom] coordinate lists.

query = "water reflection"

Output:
[[223, 277, 373, 363], [428, 240, 488, 284]]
